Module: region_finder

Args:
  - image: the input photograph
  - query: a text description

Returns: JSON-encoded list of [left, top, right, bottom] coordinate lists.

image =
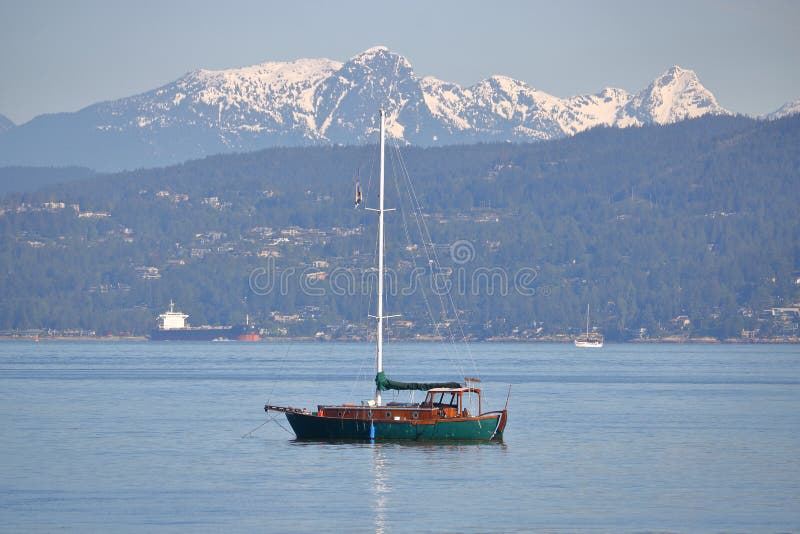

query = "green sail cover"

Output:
[[375, 371, 462, 392]]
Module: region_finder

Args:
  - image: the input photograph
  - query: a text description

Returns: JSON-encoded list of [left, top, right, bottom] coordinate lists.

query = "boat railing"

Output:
[[264, 404, 309, 414]]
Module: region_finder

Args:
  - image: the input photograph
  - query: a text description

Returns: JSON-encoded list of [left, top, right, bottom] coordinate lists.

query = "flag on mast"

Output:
[[354, 179, 363, 208]]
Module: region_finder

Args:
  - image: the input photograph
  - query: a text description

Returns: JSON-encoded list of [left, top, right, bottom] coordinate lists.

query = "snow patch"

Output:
[[765, 97, 800, 120], [78, 48, 731, 148]]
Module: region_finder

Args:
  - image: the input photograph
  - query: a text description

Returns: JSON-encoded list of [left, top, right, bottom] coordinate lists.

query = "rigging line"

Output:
[[393, 142, 474, 368], [350, 133, 380, 395], [388, 143, 463, 381], [263, 341, 293, 408], [365, 205, 380, 321], [350, 240, 379, 399], [387, 144, 446, 346], [349, 348, 373, 400], [390, 139, 479, 381], [241, 416, 274, 439], [353, 150, 378, 321], [272, 416, 295, 436], [389, 142, 455, 357], [388, 145, 444, 325], [390, 144, 450, 320]]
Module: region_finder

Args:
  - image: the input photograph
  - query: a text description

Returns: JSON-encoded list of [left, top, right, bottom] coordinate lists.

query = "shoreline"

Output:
[[1, 335, 798, 344]]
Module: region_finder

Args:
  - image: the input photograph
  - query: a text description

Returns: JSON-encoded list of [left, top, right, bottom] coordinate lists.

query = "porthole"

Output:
[[412, 411, 419, 419], [385, 411, 392, 419], [337, 411, 343, 417]]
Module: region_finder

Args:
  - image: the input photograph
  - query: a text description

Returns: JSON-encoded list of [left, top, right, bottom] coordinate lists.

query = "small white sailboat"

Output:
[[574, 303, 604, 348]]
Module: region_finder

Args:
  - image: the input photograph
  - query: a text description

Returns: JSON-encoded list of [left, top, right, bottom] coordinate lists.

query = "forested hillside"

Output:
[[0, 166, 95, 194], [1, 115, 798, 340]]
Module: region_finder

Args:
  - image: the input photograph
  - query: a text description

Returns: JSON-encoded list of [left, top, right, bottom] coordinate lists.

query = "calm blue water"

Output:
[[1, 341, 799, 532]]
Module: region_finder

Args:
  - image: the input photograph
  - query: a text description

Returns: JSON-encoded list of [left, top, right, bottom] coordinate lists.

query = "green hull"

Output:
[[285, 412, 505, 441]]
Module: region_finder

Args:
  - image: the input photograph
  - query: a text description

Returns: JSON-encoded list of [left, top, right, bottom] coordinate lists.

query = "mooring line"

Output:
[[241, 417, 273, 438], [271, 417, 294, 435]]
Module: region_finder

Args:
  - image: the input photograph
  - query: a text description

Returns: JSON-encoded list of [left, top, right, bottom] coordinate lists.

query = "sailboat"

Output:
[[574, 303, 604, 348], [265, 110, 508, 441]]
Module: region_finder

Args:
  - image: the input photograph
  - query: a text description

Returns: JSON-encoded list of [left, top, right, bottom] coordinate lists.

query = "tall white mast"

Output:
[[376, 109, 386, 407], [586, 303, 590, 336]]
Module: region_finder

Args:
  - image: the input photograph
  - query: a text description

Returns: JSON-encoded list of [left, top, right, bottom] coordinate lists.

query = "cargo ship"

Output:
[[149, 301, 259, 341], [234, 315, 260, 341]]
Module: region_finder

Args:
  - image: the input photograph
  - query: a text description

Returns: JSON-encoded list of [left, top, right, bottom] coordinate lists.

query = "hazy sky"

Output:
[[0, 0, 797, 124]]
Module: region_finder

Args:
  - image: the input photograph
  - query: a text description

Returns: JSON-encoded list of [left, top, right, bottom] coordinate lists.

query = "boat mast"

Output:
[[586, 303, 590, 336], [376, 109, 386, 407]]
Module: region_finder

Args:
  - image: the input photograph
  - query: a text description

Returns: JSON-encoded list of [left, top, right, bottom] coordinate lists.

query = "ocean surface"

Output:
[[1, 341, 798, 533]]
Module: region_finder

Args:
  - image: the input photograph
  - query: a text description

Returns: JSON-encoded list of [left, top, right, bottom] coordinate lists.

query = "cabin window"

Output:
[[425, 391, 461, 408], [385, 411, 392, 419]]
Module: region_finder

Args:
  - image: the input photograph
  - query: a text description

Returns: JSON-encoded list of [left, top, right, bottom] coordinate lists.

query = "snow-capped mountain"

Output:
[[96, 56, 342, 143], [618, 66, 726, 127], [765, 98, 800, 120], [0, 47, 734, 170]]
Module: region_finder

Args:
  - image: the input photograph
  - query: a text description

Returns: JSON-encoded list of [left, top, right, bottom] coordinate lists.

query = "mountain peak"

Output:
[[349, 46, 412, 71], [192, 56, 341, 83], [666, 65, 690, 74], [653, 65, 699, 87], [486, 74, 529, 87], [0, 52, 733, 170], [627, 65, 725, 125], [352, 46, 401, 61], [361, 45, 391, 54], [766, 97, 800, 120]]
